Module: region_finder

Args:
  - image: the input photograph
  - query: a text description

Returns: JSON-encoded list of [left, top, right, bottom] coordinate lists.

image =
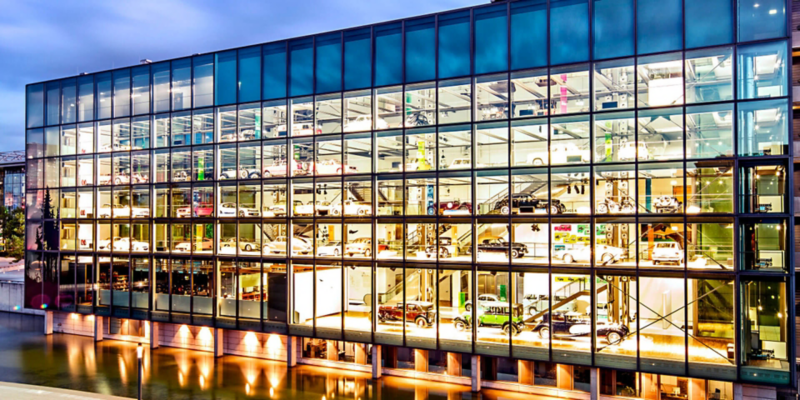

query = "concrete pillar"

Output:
[[689, 378, 706, 400], [733, 383, 743, 400], [557, 363, 573, 390], [518, 360, 533, 385], [470, 355, 481, 392], [327, 340, 338, 361], [415, 386, 429, 400], [149, 321, 159, 349], [446, 352, 462, 377], [641, 373, 658, 399], [287, 336, 298, 367], [414, 349, 428, 373], [214, 328, 224, 358], [94, 315, 104, 342], [590, 367, 600, 400], [371, 345, 382, 379], [43, 311, 53, 335], [355, 343, 368, 365]]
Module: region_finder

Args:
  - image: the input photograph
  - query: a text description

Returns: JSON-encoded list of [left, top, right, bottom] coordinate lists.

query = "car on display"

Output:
[[266, 236, 312, 255], [464, 293, 500, 313], [531, 312, 629, 345], [219, 202, 260, 217], [130, 205, 150, 218], [227, 239, 261, 252], [425, 237, 458, 259], [266, 200, 302, 216], [558, 244, 624, 265], [100, 143, 132, 152], [316, 241, 342, 257], [653, 196, 682, 213], [220, 129, 257, 142], [453, 302, 526, 335], [522, 294, 547, 316], [446, 158, 472, 169], [428, 200, 472, 215], [109, 172, 150, 185], [494, 193, 566, 215], [551, 143, 590, 164], [331, 200, 371, 216], [405, 112, 432, 127], [477, 237, 528, 258], [526, 153, 546, 166], [344, 115, 389, 132], [114, 237, 149, 252], [596, 197, 636, 214], [652, 242, 684, 265], [262, 160, 307, 177], [98, 204, 131, 218], [220, 168, 261, 180], [294, 201, 331, 216], [192, 203, 214, 218], [173, 171, 190, 182], [311, 159, 358, 175], [376, 301, 436, 328], [175, 238, 214, 252], [617, 141, 649, 161], [345, 237, 372, 257]]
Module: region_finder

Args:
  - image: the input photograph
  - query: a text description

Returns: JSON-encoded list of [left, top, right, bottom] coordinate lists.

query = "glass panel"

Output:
[[511, 0, 547, 70], [638, 53, 684, 108], [27, 84, 45, 128], [374, 23, 402, 87], [550, 116, 590, 165], [193, 54, 214, 108], [739, 164, 786, 214], [438, 11, 470, 79], [96, 74, 111, 120], [595, 274, 637, 369], [687, 218, 734, 270], [511, 70, 549, 118], [405, 128, 436, 171], [438, 79, 471, 125], [290, 38, 314, 97], [686, 104, 734, 159], [475, 269, 512, 356], [738, 0, 786, 42], [637, 107, 684, 161], [688, 278, 735, 379], [132, 66, 150, 116], [238, 46, 261, 103], [594, 59, 636, 111], [687, 160, 734, 214], [438, 126, 471, 170], [550, 0, 589, 65], [549, 273, 591, 364], [476, 123, 509, 168], [686, 47, 734, 104], [739, 220, 787, 272], [405, 17, 436, 83], [474, 4, 508, 75], [61, 125, 77, 156], [343, 90, 372, 132], [637, 162, 684, 214], [48, 82, 63, 128], [131, 116, 149, 150], [405, 82, 437, 127], [112, 119, 130, 152], [594, 164, 636, 215], [152, 62, 170, 113], [315, 33, 342, 94], [61, 79, 77, 124], [550, 65, 590, 115], [171, 58, 191, 111], [551, 167, 591, 214], [262, 100, 288, 138], [344, 28, 371, 90], [737, 99, 788, 157], [215, 51, 237, 106], [637, 0, 682, 54], [740, 279, 790, 385], [263, 42, 287, 100], [316, 93, 342, 134], [77, 76, 94, 122], [290, 97, 315, 137], [113, 70, 130, 118], [238, 103, 261, 141], [376, 130, 403, 173], [686, 0, 734, 48], [737, 41, 788, 100], [375, 86, 404, 129], [475, 75, 509, 122], [593, 112, 637, 163], [593, 0, 634, 59]]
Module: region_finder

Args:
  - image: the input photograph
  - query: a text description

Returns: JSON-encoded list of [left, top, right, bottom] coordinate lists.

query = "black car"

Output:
[[531, 312, 629, 345], [425, 237, 457, 258], [478, 237, 528, 258], [494, 193, 566, 215]]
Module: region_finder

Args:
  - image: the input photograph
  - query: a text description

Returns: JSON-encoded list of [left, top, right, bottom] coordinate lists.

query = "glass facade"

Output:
[[24, 0, 792, 390]]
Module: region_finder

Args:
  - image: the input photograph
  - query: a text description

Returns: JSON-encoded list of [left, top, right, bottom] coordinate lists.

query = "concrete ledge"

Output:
[[482, 380, 590, 400], [299, 358, 372, 373], [381, 368, 472, 386], [0, 381, 131, 399]]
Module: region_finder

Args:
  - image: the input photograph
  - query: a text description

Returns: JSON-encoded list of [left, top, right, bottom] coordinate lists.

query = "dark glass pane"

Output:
[[171, 58, 191, 111], [26, 84, 44, 128], [637, 0, 682, 54], [290, 38, 314, 97], [405, 17, 436, 83], [77, 76, 94, 122], [374, 23, 402, 86], [131, 66, 150, 116], [96, 73, 112, 120], [263, 42, 287, 100], [239, 46, 261, 103], [511, 0, 547, 70], [438, 11, 471, 79], [113, 69, 131, 118], [61, 78, 77, 124], [46, 81, 60, 126], [686, 0, 733, 48], [344, 28, 371, 90], [152, 62, 171, 113], [316, 33, 342, 94], [215, 50, 237, 105], [475, 4, 508, 75], [593, 0, 634, 59], [738, 0, 786, 42], [193, 54, 214, 108], [551, 0, 589, 65]]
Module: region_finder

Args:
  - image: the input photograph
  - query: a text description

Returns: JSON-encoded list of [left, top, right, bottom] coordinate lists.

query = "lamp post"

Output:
[[136, 343, 143, 400]]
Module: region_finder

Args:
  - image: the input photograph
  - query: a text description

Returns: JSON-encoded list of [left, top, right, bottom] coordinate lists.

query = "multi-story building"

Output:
[[23, 0, 794, 398], [0, 150, 25, 210]]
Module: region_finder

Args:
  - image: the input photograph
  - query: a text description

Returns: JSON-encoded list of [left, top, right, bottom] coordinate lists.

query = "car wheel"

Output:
[[415, 317, 427, 328], [601, 253, 613, 264], [563, 254, 575, 263], [596, 203, 608, 214], [364, 249, 372, 258], [454, 320, 467, 332], [336, 168, 342, 174], [527, 307, 536, 316], [502, 324, 512, 336], [333, 249, 339, 257], [441, 248, 450, 258], [263, 171, 271, 178], [606, 331, 623, 345], [532, 158, 543, 166], [238, 210, 245, 217], [378, 314, 386, 323], [114, 178, 121, 185], [500, 206, 510, 215], [653, 260, 660, 266], [245, 244, 253, 251], [538, 327, 551, 339], [465, 304, 472, 312], [427, 207, 435, 215], [249, 172, 261, 179], [358, 209, 366, 216], [621, 204, 634, 213], [511, 249, 520, 258]]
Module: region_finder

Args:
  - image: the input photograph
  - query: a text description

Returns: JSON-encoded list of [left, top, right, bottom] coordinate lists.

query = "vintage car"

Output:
[[316, 241, 342, 257], [266, 236, 312, 256], [98, 204, 130, 218], [312, 159, 358, 175], [345, 237, 372, 258], [494, 193, 566, 215], [97, 237, 119, 251], [175, 238, 214, 252], [617, 141, 649, 161], [292, 123, 322, 137], [267, 200, 303, 217], [294, 201, 331, 216], [653, 196, 682, 213], [551, 143, 590, 164], [173, 171, 190, 182], [129, 205, 150, 218], [376, 301, 436, 328], [531, 312, 629, 345], [428, 200, 472, 216], [453, 302, 526, 335], [596, 197, 636, 214], [344, 115, 389, 132], [464, 293, 500, 313], [559, 244, 624, 265], [218, 202, 260, 217], [477, 237, 528, 259], [220, 168, 261, 180], [262, 160, 307, 177], [114, 238, 149, 252], [526, 153, 546, 166], [331, 200, 371, 216], [220, 129, 257, 142], [425, 237, 458, 259], [652, 242, 684, 265], [447, 158, 472, 169]]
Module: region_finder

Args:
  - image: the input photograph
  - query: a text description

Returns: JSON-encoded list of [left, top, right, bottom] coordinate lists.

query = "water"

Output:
[[0, 313, 550, 400]]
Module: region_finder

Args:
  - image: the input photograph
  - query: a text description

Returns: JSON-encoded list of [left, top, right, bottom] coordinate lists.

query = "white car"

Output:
[[291, 123, 321, 136], [98, 204, 130, 218], [114, 238, 149, 252], [312, 159, 357, 175], [560, 244, 624, 265], [447, 158, 472, 169], [344, 115, 389, 132], [218, 202, 260, 217], [550, 143, 590, 164], [294, 201, 316, 216], [131, 206, 150, 218], [316, 241, 342, 257], [267, 236, 312, 255], [464, 294, 500, 312], [294, 201, 331, 216], [331, 200, 371, 216], [220, 168, 261, 180], [652, 242, 683, 265], [345, 237, 372, 258], [97, 237, 117, 251], [617, 141, 649, 161], [267, 200, 302, 217]]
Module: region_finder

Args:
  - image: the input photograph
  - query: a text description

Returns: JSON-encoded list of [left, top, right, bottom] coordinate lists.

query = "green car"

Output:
[[453, 302, 526, 335]]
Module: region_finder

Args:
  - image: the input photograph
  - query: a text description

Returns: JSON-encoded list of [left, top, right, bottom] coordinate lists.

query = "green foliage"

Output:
[[0, 205, 25, 261]]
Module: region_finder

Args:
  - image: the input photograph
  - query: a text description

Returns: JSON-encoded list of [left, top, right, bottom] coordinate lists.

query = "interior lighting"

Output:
[[769, 9, 777, 14], [754, 3, 759, 7]]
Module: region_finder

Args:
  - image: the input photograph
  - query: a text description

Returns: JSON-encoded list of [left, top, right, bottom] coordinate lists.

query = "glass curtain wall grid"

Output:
[[24, 0, 793, 389]]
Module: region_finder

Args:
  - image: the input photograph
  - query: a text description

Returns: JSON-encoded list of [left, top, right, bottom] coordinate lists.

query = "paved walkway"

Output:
[[0, 381, 131, 399]]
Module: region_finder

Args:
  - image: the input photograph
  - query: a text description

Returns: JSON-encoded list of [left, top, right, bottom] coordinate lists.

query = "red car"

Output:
[[376, 301, 436, 328], [193, 203, 214, 217], [427, 201, 472, 216]]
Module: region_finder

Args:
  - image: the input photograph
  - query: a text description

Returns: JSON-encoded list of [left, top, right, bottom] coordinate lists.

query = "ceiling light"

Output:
[[769, 9, 777, 14]]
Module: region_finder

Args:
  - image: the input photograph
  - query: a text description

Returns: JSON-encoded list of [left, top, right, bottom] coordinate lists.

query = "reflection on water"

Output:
[[0, 312, 553, 400]]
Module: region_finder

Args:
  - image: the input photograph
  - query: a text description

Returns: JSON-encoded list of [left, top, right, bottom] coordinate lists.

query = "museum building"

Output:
[[23, 0, 794, 398]]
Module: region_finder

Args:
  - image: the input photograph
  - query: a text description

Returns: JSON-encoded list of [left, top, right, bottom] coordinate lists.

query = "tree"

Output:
[[0, 205, 25, 261]]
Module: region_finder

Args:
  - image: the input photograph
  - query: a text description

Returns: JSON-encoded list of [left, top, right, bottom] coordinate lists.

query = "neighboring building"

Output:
[[23, 0, 794, 398], [0, 150, 25, 210]]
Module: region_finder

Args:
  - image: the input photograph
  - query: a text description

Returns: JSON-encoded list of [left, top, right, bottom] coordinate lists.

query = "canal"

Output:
[[0, 312, 551, 399]]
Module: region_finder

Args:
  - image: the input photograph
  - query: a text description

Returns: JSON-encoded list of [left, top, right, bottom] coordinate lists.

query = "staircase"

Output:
[[260, 223, 279, 241], [525, 280, 607, 323]]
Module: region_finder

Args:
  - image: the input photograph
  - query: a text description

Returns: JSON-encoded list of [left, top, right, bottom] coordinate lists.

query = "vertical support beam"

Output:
[[149, 321, 159, 349], [447, 352, 462, 377], [590, 367, 600, 400], [287, 336, 298, 367], [371, 344, 382, 379], [518, 360, 533, 385], [43, 311, 53, 335], [733, 383, 743, 400], [327, 340, 338, 361], [641, 373, 659, 400], [415, 386, 429, 400], [214, 328, 224, 358], [414, 349, 428, 373], [688, 378, 706, 400], [557, 363, 573, 390], [470, 355, 481, 392], [354, 343, 368, 365], [94, 315, 104, 342]]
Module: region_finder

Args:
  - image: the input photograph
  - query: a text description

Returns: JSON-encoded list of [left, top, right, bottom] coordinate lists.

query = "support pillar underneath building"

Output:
[[470, 355, 481, 392], [414, 349, 428, 372], [287, 336, 298, 367], [557, 364, 573, 390], [590, 367, 599, 400], [354, 343, 368, 365], [93, 316, 103, 342], [518, 360, 533, 385], [149, 321, 159, 349], [43, 311, 53, 335], [214, 328, 224, 358], [327, 340, 338, 361], [447, 352, 462, 377], [371, 345, 382, 379]]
